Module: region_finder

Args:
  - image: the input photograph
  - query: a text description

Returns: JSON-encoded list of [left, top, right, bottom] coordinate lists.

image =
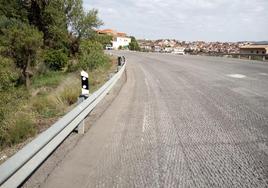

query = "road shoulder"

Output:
[[21, 70, 127, 188]]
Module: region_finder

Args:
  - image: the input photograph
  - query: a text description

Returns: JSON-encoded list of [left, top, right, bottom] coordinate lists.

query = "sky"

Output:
[[83, 0, 268, 42]]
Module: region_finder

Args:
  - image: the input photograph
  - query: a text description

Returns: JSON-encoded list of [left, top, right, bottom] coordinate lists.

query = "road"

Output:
[[41, 52, 268, 187]]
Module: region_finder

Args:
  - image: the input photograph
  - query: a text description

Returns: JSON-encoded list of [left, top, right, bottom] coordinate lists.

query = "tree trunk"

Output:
[[70, 38, 80, 55], [25, 54, 31, 89]]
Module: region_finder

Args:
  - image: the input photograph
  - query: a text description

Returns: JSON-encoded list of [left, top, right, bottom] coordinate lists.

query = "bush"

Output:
[[0, 87, 28, 125], [129, 36, 140, 51], [8, 114, 36, 145], [66, 59, 79, 72], [0, 110, 35, 149], [44, 49, 68, 71], [0, 83, 32, 149], [78, 40, 109, 70], [36, 61, 50, 75], [0, 92, 12, 123], [0, 56, 20, 91]]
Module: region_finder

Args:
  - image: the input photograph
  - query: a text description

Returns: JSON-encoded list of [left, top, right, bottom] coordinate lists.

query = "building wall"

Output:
[[112, 37, 131, 49], [173, 48, 185, 55], [240, 48, 266, 55]]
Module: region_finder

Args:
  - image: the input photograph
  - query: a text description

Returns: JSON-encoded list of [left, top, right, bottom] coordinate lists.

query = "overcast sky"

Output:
[[83, 0, 268, 42]]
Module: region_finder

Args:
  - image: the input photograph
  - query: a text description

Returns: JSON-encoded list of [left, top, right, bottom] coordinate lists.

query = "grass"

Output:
[[8, 113, 36, 146], [0, 107, 36, 149], [32, 95, 61, 118], [0, 87, 31, 149], [58, 85, 80, 106], [32, 71, 66, 88]]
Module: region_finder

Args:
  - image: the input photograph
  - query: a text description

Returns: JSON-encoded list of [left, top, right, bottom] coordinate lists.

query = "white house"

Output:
[[172, 48, 185, 55], [112, 36, 131, 50], [163, 47, 173, 53], [97, 29, 132, 50]]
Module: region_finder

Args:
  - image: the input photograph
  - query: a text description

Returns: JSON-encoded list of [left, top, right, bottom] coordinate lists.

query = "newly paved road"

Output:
[[41, 52, 268, 187]]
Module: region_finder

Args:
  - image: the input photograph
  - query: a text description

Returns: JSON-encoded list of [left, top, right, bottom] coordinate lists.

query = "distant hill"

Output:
[[252, 41, 268, 45]]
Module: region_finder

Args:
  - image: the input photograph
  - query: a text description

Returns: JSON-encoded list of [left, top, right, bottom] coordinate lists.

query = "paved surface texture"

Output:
[[41, 52, 268, 188]]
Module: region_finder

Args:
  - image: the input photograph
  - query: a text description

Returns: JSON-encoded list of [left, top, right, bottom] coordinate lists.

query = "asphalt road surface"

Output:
[[41, 52, 268, 188]]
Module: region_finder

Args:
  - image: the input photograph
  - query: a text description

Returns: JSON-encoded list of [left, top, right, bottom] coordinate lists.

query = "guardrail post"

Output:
[[76, 70, 90, 134], [117, 56, 122, 72], [249, 55, 251, 60], [263, 56, 266, 61], [122, 56, 125, 65], [118, 56, 122, 66], [76, 94, 88, 134]]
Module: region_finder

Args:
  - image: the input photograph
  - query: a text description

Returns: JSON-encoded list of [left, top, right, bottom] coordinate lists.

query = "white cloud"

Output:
[[84, 0, 268, 41]]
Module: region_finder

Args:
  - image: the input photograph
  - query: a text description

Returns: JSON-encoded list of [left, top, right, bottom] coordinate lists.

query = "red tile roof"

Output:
[[97, 29, 127, 37]]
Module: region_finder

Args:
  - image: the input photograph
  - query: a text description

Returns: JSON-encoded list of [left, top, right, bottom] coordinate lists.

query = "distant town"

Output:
[[97, 29, 268, 60], [137, 39, 268, 56], [138, 39, 241, 54]]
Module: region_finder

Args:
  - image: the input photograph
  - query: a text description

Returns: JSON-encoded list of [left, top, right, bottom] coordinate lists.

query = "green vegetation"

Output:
[[129, 36, 140, 51], [32, 71, 66, 88], [0, 87, 31, 148], [0, 0, 116, 151], [0, 56, 19, 91], [94, 34, 113, 49], [79, 40, 110, 70], [2, 113, 36, 147], [44, 49, 68, 71], [0, 16, 43, 88]]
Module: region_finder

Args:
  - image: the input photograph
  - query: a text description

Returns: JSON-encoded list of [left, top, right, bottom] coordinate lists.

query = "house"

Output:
[[153, 45, 162, 52], [239, 42, 268, 55], [140, 45, 153, 51], [173, 47, 185, 55], [112, 36, 131, 50], [97, 29, 131, 50], [163, 47, 173, 53]]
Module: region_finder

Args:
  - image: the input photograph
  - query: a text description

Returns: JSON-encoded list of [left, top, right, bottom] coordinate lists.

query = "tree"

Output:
[[0, 0, 105, 85], [94, 34, 113, 49], [129, 36, 140, 51], [0, 17, 43, 88], [64, 0, 103, 54], [64, 0, 102, 39], [42, 0, 69, 50], [79, 40, 109, 70], [0, 0, 28, 21], [44, 49, 68, 71], [23, 0, 69, 50]]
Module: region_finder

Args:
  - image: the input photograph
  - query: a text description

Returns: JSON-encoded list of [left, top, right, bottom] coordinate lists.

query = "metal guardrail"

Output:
[[0, 61, 126, 188]]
